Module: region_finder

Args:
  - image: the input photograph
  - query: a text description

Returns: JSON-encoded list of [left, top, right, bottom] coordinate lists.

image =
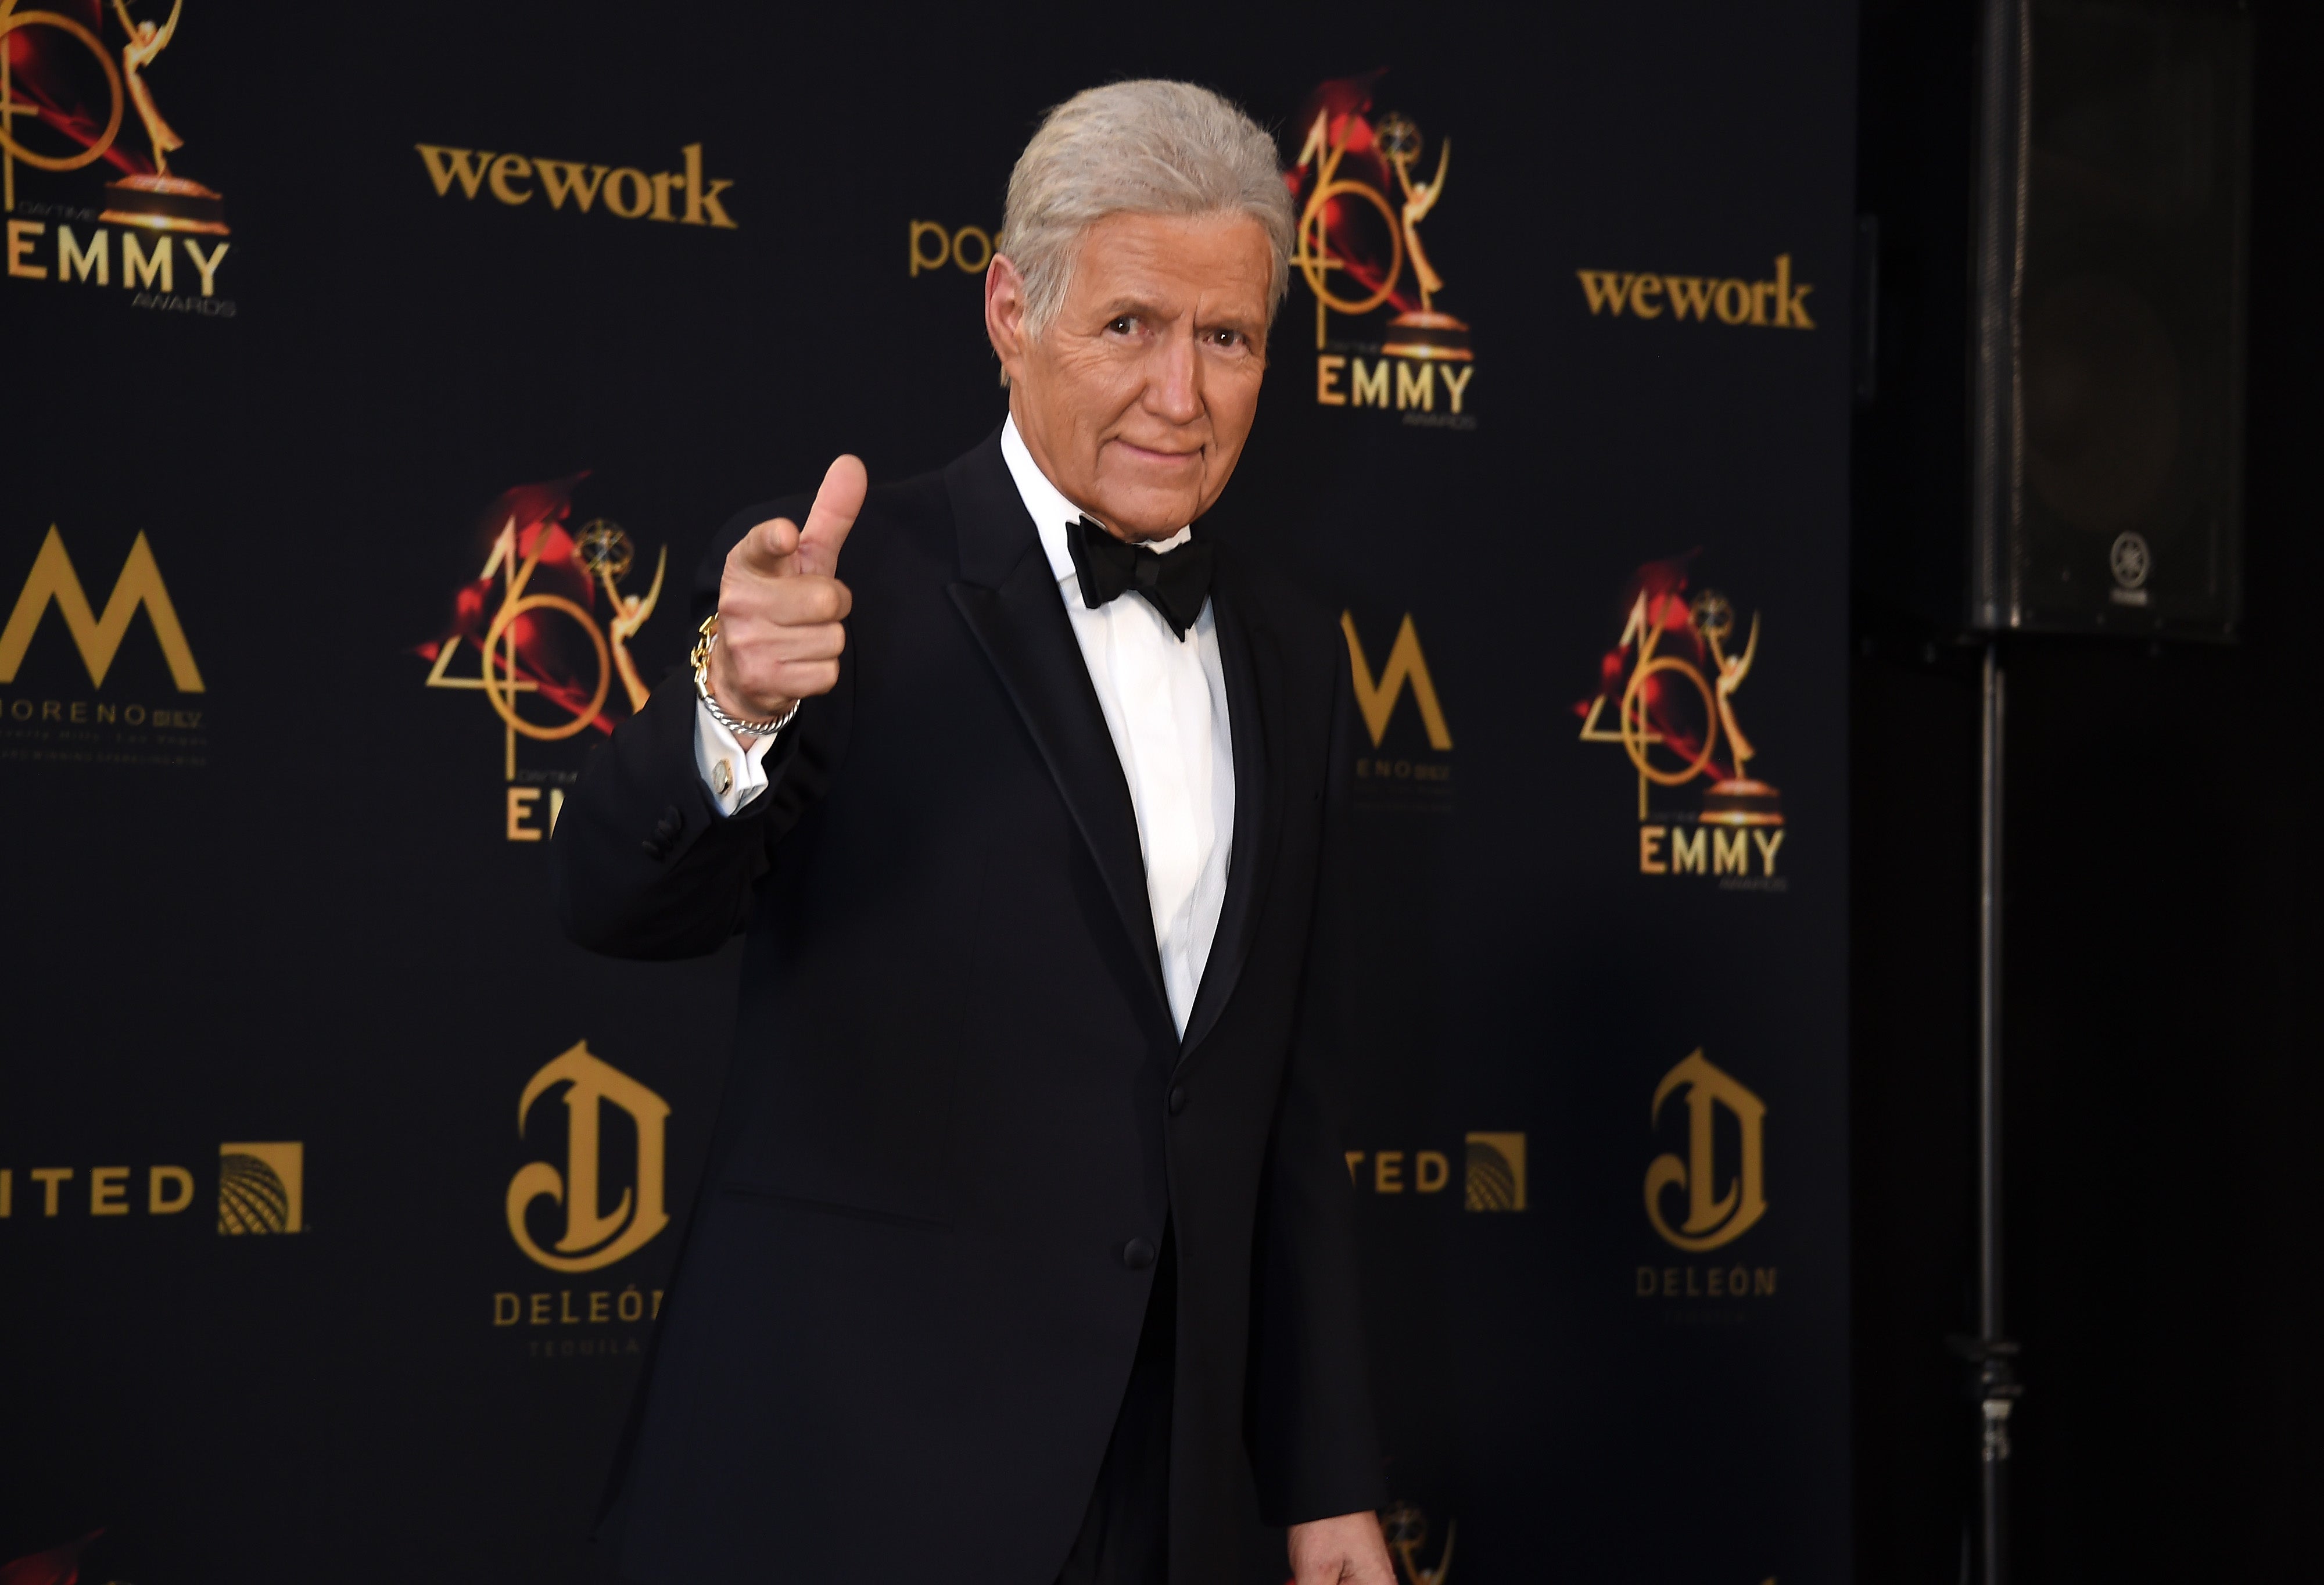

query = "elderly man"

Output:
[[553, 80, 1392, 1585]]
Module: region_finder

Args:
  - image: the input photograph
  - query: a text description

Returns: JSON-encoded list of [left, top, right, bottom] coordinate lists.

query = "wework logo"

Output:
[[417, 143, 737, 228], [1, 527, 203, 691], [507, 1041, 669, 1273], [1576, 254, 1814, 329]]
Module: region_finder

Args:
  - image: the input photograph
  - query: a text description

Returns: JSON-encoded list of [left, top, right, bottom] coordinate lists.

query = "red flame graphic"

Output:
[[416, 472, 628, 735], [1, 3, 156, 178], [1284, 71, 1424, 318], [1577, 552, 1742, 783], [0, 1530, 101, 1585]]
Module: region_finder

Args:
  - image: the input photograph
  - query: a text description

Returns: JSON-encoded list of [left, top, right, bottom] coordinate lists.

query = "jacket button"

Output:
[[1121, 1238, 1156, 1270], [1167, 1085, 1186, 1116]]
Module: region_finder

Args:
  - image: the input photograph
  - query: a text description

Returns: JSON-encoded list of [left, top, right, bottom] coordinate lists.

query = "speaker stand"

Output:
[[1952, 641, 2024, 1585]]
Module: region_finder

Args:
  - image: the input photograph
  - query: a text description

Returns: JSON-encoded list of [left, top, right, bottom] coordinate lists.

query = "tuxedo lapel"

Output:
[[943, 433, 1172, 1024], [1178, 549, 1279, 1062]]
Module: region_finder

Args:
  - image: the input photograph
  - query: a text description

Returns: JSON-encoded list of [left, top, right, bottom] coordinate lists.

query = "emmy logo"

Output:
[[1643, 1050, 1767, 1253], [421, 477, 666, 788], [1579, 558, 1785, 830], [0, 0, 227, 231], [1287, 77, 1473, 364], [507, 1041, 670, 1274]]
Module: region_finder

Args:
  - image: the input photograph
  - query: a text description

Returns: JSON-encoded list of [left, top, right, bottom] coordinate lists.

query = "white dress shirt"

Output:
[[694, 417, 1234, 1034]]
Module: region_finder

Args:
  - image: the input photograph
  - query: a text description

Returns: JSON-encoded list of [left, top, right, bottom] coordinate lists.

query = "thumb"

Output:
[[795, 453, 868, 578]]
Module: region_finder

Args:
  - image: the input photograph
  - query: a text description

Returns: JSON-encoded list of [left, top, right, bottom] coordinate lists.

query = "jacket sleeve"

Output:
[[1247, 641, 1387, 1525], [548, 496, 843, 960]]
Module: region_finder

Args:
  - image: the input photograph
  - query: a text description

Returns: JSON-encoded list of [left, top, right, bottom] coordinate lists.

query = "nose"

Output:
[[1143, 326, 1203, 426]]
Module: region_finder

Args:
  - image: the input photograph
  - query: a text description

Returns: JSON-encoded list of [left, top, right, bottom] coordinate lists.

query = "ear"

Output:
[[984, 253, 1032, 388]]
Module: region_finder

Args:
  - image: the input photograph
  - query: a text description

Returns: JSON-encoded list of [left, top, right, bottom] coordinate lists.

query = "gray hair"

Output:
[[999, 80, 1294, 342]]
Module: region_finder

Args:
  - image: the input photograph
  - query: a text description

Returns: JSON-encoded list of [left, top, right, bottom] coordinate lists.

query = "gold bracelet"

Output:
[[691, 613, 799, 738]]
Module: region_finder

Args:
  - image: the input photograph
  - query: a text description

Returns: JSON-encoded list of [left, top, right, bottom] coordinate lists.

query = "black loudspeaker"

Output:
[[1969, 0, 2251, 637]]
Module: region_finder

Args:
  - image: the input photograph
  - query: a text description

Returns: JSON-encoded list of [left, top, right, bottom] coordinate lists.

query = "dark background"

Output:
[[3, 3, 1857, 1582], [1852, 1, 2318, 1580], [13, 0, 2314, 1580]]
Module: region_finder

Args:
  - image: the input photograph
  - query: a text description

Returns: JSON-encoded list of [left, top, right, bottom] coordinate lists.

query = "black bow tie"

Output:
[[1063, 517, 1214, 641]]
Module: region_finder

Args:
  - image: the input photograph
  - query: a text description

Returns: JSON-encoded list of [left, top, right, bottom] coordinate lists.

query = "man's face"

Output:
[[987, 211, 1274, 542]]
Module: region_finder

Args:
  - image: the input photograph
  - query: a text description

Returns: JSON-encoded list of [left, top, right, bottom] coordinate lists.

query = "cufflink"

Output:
[[712, 758, 734, 798]]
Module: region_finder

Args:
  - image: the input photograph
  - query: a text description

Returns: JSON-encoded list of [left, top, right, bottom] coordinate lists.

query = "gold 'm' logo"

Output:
[[0, 526, 202, 690], [1342, 611, 1451, 750], [1644, 1049, 1766, 1252], [507, 1041, 669, 1273]]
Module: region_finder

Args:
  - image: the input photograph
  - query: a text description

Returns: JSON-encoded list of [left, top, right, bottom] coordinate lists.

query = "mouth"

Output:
[[1109, 439, 1204, 468]]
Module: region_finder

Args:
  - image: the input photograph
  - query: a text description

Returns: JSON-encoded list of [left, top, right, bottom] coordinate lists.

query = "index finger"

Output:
[[733, 516, 801, 579]]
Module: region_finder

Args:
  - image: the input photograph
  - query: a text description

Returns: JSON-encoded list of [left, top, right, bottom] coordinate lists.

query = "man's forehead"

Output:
[[1067, 214, 1272, 308]]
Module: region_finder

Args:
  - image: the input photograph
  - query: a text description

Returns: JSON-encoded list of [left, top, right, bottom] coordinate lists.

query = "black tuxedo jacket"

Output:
[[551, 429, 1382, 1584]]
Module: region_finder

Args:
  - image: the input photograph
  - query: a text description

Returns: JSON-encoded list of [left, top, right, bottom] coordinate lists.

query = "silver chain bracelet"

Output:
[[692, 614, 801, 739]]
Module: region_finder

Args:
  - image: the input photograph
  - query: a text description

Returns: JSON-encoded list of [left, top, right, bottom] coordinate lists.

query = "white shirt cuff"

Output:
[[693, 694, 783, 816]]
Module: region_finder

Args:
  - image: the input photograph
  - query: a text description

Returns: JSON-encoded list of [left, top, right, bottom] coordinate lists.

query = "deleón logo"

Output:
[[1575, 256, 1816, 330], [506, 1041, 669, 1274], [1343, 1131, 1525, 1211], [1644, 1049, 1765, 1252], [1286, 73, 1476, 429], [1576, 555, 1789, 886], [415, 142, 737, 228], [417, 476, 666, 840], [1, 524, 207, 765], [1341, 609, 1451, 810], [1, 1139, 303, 1232], [1, 0, 236, 315]]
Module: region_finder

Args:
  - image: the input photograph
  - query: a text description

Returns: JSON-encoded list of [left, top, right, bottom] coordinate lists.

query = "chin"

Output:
[[1104, 500, 1200, 540], [1093, 479, 1204, 540]]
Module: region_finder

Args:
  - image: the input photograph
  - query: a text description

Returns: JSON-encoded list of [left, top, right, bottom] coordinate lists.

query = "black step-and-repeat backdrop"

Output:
[[2, 4, 1856, 1580]]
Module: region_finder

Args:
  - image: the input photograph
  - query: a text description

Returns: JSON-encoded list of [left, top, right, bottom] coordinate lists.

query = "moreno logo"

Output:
[[415, 142, 737, 228], [1576, 254, 1815, 329], [1341, 611, 1451, 751], [1, 527, 202, 691]]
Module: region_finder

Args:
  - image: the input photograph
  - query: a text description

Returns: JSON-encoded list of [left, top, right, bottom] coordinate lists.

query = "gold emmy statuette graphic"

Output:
[[1289, 103, 1472, 361], [1644, 1050, 1767, 1253], [425, 514, 666, 780], [1382, 1502, 1455, 1585], [96, 1, 228, 235], [217, 1141, 303, 1233], [1372, 114, 1471, 364], [507, 1041, 670, 1274], [1580, 586, 1784, 825]]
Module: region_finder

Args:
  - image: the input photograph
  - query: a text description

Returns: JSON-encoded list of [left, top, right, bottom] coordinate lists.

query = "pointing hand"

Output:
[[708, 454, 866, 732]]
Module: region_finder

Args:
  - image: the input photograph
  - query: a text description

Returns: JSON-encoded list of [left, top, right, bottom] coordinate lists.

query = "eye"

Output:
[[1107, 315, 1139, 336], [1208, 328, 1249, 349]]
